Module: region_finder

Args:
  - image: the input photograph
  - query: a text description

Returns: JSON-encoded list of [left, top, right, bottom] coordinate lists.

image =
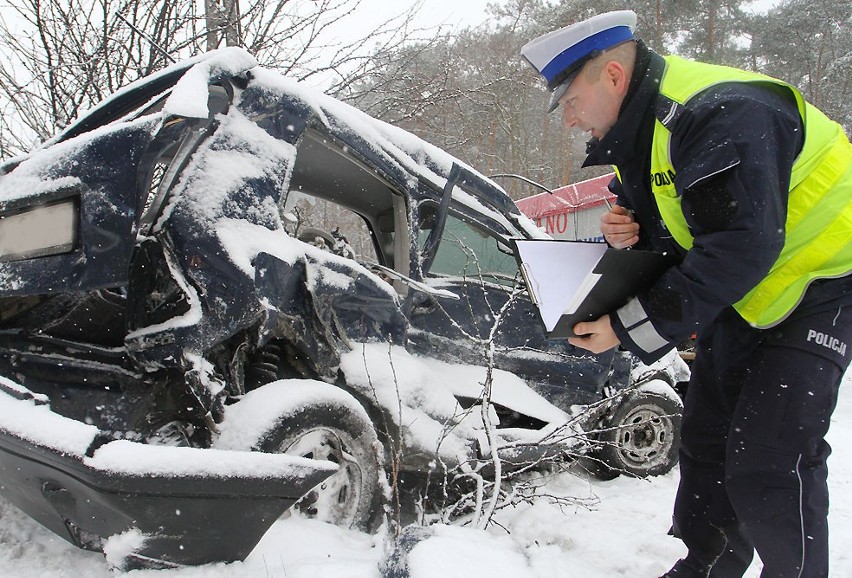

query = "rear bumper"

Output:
[[0, 385, 335, 569]]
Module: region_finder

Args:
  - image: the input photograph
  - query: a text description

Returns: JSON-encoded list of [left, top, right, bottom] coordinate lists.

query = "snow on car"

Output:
[[0, 47, 687, 569]]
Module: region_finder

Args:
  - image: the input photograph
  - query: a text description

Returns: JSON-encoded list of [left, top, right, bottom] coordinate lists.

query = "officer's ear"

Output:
[[602, 60, 630, 96]]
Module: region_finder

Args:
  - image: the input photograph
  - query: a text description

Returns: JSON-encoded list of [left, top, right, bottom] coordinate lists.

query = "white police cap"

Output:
[[521, 10, 637, 113]]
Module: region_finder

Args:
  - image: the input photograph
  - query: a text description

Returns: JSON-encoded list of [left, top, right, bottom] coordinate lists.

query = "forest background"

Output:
[[0, 0, 849, 200]]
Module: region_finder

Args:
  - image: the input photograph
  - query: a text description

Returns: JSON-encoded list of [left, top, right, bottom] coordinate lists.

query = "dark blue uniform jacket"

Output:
[[582, 42, 852, 364]]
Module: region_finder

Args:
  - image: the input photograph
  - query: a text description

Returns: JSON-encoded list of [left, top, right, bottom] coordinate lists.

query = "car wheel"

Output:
[[594, 383, 682, 479], [256, 399, 385, 532]]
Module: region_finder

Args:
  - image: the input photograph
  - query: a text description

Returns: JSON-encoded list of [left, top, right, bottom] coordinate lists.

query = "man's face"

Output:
[[558, 62, 623, 141]]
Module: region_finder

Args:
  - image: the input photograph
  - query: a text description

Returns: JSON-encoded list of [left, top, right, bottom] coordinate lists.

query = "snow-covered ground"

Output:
[[1, 368, 849, 577]]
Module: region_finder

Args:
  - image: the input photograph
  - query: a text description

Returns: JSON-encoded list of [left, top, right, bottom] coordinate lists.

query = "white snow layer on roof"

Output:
[[39, 47, 256, 148], [244, 63, 543, 238], [164, 48, 258, 119], [3, 46, 541, 246]]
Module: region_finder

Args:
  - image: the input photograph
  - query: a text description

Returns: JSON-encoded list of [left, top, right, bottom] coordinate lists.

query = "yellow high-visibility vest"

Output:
[[637, 55, 852, 328]]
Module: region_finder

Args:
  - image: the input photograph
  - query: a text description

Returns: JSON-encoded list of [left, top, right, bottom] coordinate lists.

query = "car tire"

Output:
[[255, 396, 386, 532], [593, 383, 682, 479]]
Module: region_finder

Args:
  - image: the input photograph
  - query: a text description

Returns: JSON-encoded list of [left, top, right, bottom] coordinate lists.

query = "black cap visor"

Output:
[[545, 52, 600, 113], [547, 69, 580, 113]]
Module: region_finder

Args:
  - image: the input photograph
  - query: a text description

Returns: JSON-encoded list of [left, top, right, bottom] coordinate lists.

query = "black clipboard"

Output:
[[512, 239, 671, 338]]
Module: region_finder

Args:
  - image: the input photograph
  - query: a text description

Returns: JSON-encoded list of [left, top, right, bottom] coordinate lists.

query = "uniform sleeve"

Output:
[[611, 83, 804, 364]]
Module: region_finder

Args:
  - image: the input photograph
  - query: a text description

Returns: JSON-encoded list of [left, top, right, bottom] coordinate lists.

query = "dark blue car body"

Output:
[[0, 48, 685, 568]]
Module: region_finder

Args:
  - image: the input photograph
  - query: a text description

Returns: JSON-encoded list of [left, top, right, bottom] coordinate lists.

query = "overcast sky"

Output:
[[352, 0, 494, 33], [354, 0, 782, 31]]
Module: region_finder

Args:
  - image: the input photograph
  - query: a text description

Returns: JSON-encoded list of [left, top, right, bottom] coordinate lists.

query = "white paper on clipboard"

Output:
[[513, 240, 606, 332]]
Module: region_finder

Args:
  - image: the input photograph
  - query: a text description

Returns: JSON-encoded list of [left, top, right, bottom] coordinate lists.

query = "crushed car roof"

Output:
[[3, 48, 543, 241]]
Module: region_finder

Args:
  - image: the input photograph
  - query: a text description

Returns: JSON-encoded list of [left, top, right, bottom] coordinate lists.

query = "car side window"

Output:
[[282, 191, 378, 262], [419, 212, 519, 286], [285, 129, 405, 268]]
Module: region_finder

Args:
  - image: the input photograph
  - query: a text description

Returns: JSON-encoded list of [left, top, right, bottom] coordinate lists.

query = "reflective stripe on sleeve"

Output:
[[628, 320, 671, 353], [617, 296, 649, 330]]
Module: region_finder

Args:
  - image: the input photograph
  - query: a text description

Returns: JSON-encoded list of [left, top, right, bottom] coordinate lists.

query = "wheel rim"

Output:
[[282, 428, 363, 527], [612, 403, 675, 471]]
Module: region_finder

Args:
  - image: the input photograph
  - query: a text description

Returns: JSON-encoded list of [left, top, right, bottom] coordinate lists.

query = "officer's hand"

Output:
[[568, 315, 621, 353], [601, 205, 639, 249]]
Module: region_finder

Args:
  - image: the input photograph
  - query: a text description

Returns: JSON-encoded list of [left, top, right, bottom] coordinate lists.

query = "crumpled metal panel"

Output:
[[254, 252, 407, 380], [0, 122, 158, 296]]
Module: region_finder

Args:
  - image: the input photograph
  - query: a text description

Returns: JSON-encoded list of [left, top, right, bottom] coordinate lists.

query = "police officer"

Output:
[[521, 10, 852, 578]]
